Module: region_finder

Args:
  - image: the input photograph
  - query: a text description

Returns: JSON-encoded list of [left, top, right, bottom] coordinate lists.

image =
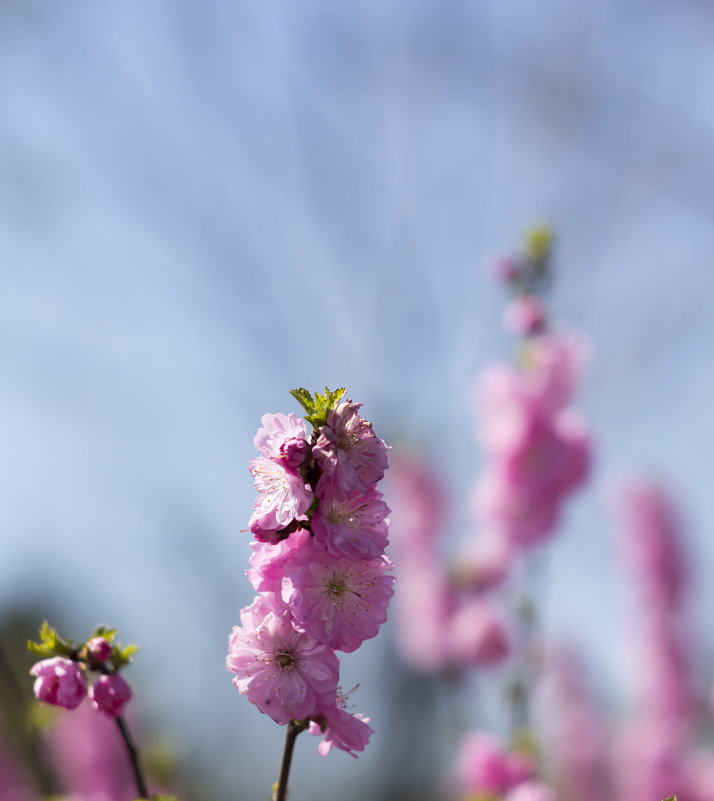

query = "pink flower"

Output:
[[505, 781, 556, 801], [446, 598, 510, 667], [254, 412, 308, 460], [248, 456, 313, 542], [391, 554, 451, 672], [87, 637, 113, 663], [30, 657, 87, 710], [455, 733, 513, 796], [89, 674, 132, 719], [308, 701, 373, 758], [226, 597, 339, 724], [619, 481, 687, 611], [504, 294, 546, 336], [525, 331, 588, 415], [311, 487, 390, 559], [313, 400, 388, 500], [386, 452, 446, 551], [45, 698, 138, 800], [282, 539, 395, 652], [247, 527, 312, 594]]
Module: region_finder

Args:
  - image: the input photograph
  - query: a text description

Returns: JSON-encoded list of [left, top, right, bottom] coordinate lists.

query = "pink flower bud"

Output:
[[30, 657, 87, 710], [504, 294, 546, 336], [86, 636, 112, 662], [493, 257, 521, 284], [280, 436, 310, 474], [89, 674, 132, 718]]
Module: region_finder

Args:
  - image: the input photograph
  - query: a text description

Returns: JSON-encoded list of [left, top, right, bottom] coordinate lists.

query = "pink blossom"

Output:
[[386, 452, 446, 551], [313, 400, 388, 500], [505, 781, 556, 801], [308, 700, 373, 758], [30, 657, 87, 710], [246, 527, 311, 594], [550, 647, 608, 801], [89, 674, 132, 719], [493, 256, 521, 284], [504, 294, 546, 336], [446, 598, 510, 667], [282, 539, 395, 652], [391, 554, 451, 672], [87, 637, 113, 662], [473, 373, 590, 548], [613, 722, 687, 801], [226, 597, 339, 724], [311, 487, 390, 559], [619, 481, 687, 611], [525, 331, 587, 412], [45, 698, 136, 800], [248, 456, 313, 542], [254, 412, 307, 459], [454, 733, 512, 796]]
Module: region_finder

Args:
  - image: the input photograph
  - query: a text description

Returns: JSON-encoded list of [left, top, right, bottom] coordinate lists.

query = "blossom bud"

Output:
[[86, 636, 112, 662], [280, 436, 310, 475], [89, 673, 132, 718], [493, 257, 521, 284], [504, 294, 546, 336], [30, 657, 87, 710]]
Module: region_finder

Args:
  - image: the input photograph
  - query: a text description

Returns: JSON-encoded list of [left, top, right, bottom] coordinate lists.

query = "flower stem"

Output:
[[275, 719, 308, 801], [115, 714, 149, 799]]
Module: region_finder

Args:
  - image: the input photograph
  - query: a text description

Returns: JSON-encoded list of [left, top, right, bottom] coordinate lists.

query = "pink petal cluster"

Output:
[[229, 396, 393, 756], [308, 700, 373, 758], [248, 413, 314, 543], [453, 732, 535, 798], [387, 454, 511, 673], [313, 400, 389, 500], [30, 657, 87, 710], [474, 332, 590, 548], [613, 480, 696, 800], [89, 674, 133, 719]]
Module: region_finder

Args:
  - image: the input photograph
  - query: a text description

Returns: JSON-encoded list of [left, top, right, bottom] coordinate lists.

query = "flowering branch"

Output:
[[26, 621, 148, 799], [227, 386, 392, 797]]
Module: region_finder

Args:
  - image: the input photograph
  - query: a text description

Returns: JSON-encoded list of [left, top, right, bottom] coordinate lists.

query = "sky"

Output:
[[1, 0, 714, 797]]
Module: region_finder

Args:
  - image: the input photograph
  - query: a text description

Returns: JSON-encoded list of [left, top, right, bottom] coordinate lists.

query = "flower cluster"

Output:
[[452, 732, 555, 801], [226, 387, 394, 758], [388, 455, 511, 673], [27, 622, 136, 719], [476, 228, 590, 550]]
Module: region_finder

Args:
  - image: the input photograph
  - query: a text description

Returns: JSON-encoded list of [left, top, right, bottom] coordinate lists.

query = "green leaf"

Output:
[[304, 386, 345, 429], [91, 625, 118, 642], [288, 387, 315, 415], [662, 797, 678, 801], [28, 621, 72, 658]]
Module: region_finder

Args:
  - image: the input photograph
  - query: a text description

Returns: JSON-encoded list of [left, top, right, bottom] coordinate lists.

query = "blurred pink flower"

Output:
[[504, 294, 546, 336], [89, 674, 132, 719], [30, 657, 86, 711], [446, 598, 510, 668], [46, 699, 135, 801], [505, 780, 556, 801], [454, 733, 512, 796]]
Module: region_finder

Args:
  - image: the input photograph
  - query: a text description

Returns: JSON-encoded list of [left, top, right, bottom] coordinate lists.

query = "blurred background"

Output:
[[1, 0, 714, 798]]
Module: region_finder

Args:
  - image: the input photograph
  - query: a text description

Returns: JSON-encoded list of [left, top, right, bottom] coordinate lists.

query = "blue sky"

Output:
[[1, 0, 713, 796]]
